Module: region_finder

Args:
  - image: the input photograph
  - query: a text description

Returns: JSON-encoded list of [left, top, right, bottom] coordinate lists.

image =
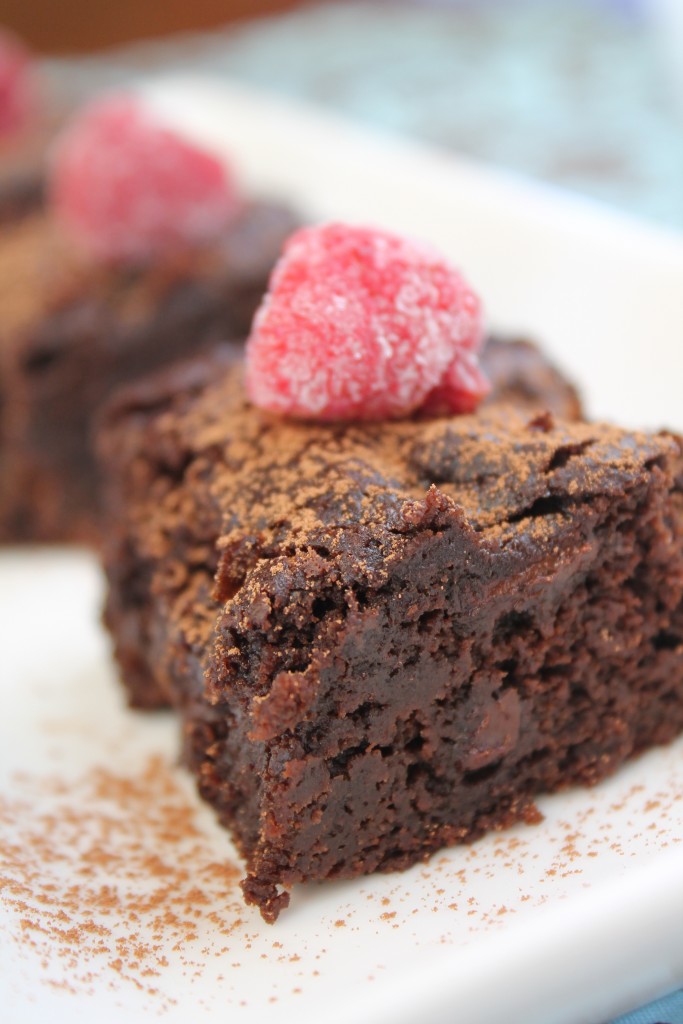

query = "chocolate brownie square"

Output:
[[99, 341, 683, 922]]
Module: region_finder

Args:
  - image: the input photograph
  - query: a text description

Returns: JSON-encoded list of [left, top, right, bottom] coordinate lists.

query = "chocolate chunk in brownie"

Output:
[[0, 201, 298, 544], [99, 351, 683, 922]]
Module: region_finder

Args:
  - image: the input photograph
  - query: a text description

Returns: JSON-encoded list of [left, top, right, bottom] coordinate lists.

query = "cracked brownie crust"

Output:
[[100, 345, 683, 922]]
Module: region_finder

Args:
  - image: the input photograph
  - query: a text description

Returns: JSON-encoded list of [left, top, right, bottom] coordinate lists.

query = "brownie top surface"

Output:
[[104, 355, 680, 599], [0, 200, 298, 338]]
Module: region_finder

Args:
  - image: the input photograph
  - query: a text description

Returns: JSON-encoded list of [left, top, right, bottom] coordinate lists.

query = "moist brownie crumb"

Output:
[[99, 350, 683, 921]]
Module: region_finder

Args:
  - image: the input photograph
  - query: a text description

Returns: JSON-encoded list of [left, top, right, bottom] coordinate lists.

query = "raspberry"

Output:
[[245, 223, 487, 421], [50, 93, 240, 263], [0, 29, 36, 140]]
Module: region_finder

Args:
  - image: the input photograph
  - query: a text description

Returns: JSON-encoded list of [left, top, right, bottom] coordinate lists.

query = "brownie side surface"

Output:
[[0, 201, 298, 544], [100, 357, 683, 922], [101, 345, 242, 708]]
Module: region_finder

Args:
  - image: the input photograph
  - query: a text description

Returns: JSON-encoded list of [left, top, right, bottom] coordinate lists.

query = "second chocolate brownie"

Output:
[[0, 201, 298, 544]]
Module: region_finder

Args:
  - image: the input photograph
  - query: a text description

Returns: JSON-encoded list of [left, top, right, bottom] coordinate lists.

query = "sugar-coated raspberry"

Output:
[[50, 93, 240, 263], [245, 223, 487, 421], [0, 29, 36, 140]]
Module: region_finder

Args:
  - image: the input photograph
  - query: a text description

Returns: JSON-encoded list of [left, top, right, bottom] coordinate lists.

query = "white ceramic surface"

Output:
[[2, 81, 683, 1024]]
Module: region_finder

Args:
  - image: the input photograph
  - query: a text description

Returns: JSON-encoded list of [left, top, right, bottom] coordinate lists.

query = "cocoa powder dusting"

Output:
[[0, 754, 244, 1007]]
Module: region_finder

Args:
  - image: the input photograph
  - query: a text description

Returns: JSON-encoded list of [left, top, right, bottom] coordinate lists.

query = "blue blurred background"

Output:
[[3, 0, 679, 231], [23, 0, 683, 232]]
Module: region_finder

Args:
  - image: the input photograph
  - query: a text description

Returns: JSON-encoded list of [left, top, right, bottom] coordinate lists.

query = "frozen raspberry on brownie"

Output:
[[50, 93, 241, 263], [245, 223, 489, 421], [0, 28, 36, 140]]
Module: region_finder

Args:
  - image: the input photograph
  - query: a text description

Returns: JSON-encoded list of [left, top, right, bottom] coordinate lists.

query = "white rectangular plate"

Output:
[[2, 80, 683, 1024]]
